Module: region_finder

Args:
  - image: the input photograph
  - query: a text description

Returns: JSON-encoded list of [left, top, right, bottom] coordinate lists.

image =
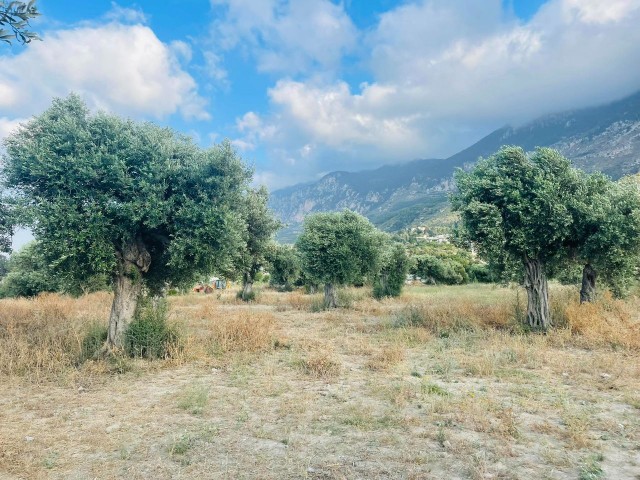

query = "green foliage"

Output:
[[467, 263, 494, 283], [0, 242, 57, 297], [404, 240, 493, 285], [234, 187, 282, 288], [450, 145, 640, 329], [421, 382, 450, 396], [452, 146, 581, 272], [0, 254, 8, 277], [235, 289, 256, 302], [373, 243, 410, 298], [266, 243, 301, 291], [0, 1, 40, 46], [0, 197, 13, 253], [414, 254, 468, 285], [0, 241, 110, 298], [566, 174, 640, 297], [2, 95, 251, 295], [124, 299, 180, 359], [296, 210, 385, 287], [579, 453, 604, 480]]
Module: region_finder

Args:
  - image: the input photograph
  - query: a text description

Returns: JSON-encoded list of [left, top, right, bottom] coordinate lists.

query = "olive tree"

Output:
[[296, 210, 384, 308], [452, 147, 581, 330], [567, 174, 640, 301], [2, 95, 251, 348], [235, 187, 281, 301]]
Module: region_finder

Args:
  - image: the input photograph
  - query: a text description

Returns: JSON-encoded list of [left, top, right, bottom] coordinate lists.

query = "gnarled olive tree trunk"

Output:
[[324, 283, 338, 308], [107, 239, 151, 349], [523, 256, 551, 330], [580, 263, 597, 304]]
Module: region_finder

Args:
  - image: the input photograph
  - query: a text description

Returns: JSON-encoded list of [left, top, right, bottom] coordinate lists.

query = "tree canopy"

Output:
[[266, 243, 301, 291], [0, 241, 56, 298], [2, 94, 251, 347]]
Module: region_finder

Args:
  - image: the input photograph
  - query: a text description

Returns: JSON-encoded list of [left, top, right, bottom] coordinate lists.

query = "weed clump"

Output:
[[125, 298, 180, 359], [297, 350, 341, 378], [177, 385, 210, 415]]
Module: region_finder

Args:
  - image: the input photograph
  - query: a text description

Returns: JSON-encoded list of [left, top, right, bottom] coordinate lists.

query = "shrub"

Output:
[[124, 298, 180, 359], [467, 263, 495, 283], [414, 255, 468, 285], [373, 243, 410, 299]]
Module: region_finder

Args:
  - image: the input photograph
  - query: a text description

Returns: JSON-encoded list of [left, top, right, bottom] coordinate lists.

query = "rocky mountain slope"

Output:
[[270, 91, 640, 242]]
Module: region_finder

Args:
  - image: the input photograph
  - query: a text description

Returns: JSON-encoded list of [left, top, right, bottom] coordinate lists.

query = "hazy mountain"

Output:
[[270, 91, 640, 242]]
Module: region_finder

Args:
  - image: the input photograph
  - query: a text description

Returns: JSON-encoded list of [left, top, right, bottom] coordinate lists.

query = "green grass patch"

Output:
[[177, 385, 209, 415]]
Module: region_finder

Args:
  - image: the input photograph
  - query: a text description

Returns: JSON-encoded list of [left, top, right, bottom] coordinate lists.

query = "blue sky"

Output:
[[1, 0, 640, 192]]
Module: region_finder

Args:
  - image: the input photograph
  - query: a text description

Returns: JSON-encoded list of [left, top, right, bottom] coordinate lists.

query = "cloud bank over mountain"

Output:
[[223, 0, 640, 187]]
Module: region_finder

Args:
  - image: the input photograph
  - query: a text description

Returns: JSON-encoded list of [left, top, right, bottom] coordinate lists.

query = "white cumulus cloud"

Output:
[[0, 23, 209, 122], [210, 0, 358, 76]]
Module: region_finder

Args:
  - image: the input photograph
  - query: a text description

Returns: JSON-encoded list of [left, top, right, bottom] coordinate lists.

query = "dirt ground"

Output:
[[1, 285, 639, 479]]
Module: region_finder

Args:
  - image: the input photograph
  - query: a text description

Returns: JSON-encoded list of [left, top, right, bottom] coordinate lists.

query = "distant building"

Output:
[[422, 234, 450, 244]]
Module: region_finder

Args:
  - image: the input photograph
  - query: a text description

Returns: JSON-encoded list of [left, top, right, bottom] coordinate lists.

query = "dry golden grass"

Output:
[[391, 295, 514, 333], [205, 309, 276, 354], [1, 283, 639, 479], [0, 292, 111, 381], [562, 292, 640, 349], [296, 348, 341, 378], [366, 344, 406, 371]]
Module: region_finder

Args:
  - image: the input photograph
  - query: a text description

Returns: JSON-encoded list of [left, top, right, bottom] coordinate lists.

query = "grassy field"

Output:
[[1, 284, 639, 479]]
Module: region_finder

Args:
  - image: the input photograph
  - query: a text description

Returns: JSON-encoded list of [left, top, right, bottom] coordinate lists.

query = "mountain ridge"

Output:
[[270, 91, 640, 242]]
